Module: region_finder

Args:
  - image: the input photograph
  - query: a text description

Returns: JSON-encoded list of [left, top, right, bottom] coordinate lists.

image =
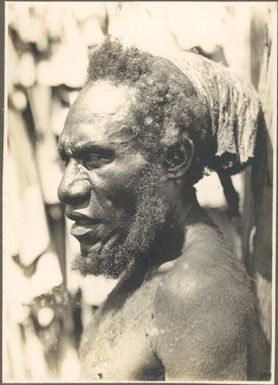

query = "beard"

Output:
[[72, 165, 183, 279]]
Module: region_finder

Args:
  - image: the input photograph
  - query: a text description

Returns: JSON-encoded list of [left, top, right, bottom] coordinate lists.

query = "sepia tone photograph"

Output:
[[2, 1, 277, 382]]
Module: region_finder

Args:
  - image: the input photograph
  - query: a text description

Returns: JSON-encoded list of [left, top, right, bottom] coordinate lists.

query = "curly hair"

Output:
[[87, 39, 214, 184]]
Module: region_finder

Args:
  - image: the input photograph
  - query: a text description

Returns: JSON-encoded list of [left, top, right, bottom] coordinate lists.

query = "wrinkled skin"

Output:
[[58, 81, 266, 381]]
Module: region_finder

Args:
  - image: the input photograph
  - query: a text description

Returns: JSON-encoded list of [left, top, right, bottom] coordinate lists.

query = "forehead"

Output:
[[59, 80, 137, 151]]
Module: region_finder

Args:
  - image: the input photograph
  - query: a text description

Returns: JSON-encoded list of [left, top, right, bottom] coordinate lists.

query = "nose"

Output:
[[58, 160, 91, 205]]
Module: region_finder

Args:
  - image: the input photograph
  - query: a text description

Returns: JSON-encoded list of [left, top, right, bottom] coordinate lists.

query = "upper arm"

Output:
[[153, 271, 250, 381]]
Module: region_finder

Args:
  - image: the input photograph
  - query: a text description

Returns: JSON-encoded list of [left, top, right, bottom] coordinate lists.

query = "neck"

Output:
[[158, 188, 217, 262], [123, 188, 214, 281], [172, 184, 200, 227], [148, 193, 205, 268]]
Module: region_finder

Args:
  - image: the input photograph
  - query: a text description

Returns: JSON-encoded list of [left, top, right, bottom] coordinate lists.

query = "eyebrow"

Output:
[[58, 142, 115, 159]]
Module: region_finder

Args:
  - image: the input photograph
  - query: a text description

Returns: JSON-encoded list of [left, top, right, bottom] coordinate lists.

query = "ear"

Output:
[[164, 138, 194, 179]]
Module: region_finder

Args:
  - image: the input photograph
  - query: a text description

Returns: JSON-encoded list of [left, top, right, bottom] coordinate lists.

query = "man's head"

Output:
[[57, 40, 215, 278], [85, 39, 214, 182]]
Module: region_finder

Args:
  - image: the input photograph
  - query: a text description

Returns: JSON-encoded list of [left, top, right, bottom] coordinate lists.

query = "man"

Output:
[[58, 39, 265, 380]]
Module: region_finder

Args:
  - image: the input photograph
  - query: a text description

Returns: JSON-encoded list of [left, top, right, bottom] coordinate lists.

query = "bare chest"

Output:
[[79, 275, 164, 381]]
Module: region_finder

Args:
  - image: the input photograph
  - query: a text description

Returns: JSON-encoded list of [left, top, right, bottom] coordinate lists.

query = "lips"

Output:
[[70, 221, 100, 238], [70, 221, 104, 241], [66, 210, 102, 239]]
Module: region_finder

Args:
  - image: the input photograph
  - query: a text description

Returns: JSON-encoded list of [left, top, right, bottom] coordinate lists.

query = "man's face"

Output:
[[58, 80, 172, 278]]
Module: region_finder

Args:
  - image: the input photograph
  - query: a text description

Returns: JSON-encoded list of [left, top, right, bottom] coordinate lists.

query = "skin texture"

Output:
[[58, 81, 264, 381]]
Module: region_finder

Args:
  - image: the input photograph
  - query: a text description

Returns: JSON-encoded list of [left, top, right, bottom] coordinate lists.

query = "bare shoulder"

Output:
[[152, 225, 256, 380], [154, 223, 255, 319]]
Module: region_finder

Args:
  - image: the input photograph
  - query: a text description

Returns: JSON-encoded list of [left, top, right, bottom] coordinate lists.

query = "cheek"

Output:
[[103, 174, 137, 219], [88, 169, 138, 222], [90, 157, 147, 213]]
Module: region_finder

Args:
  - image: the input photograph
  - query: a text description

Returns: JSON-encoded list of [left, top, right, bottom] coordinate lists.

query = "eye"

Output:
[[82, 154, 104, 169], [81, 151, 114, 170]]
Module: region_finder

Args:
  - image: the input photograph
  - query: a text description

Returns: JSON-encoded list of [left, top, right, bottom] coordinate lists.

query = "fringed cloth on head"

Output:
[[168, 51, 260, 175]]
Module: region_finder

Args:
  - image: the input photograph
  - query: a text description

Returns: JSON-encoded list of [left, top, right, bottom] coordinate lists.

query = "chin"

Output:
[[72, 255, 129, 279], [71, 239, 132, 279]]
